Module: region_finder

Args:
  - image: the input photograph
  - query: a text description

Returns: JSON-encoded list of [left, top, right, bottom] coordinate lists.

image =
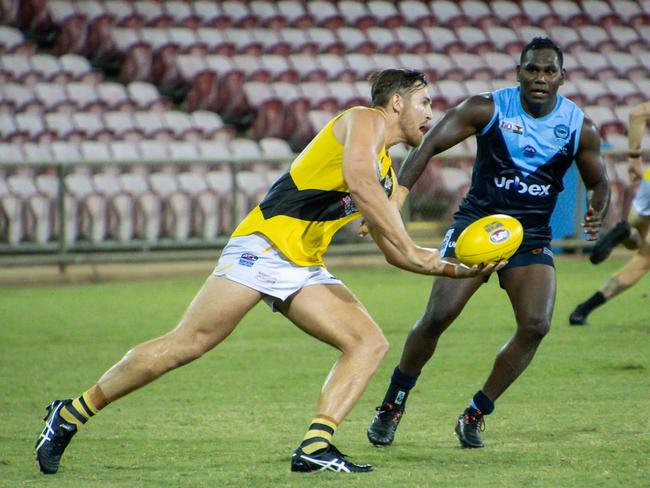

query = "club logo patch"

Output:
[[554, 124, 569, 139], [238, 253, 258, 267]]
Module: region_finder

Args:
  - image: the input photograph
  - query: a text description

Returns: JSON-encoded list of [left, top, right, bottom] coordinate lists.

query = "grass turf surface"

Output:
[[1, 256, 648, 487]]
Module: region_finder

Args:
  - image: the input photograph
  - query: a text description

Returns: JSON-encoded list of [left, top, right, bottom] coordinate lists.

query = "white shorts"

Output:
[[633, 179, 650, 217], [213, 233, 342, 309]]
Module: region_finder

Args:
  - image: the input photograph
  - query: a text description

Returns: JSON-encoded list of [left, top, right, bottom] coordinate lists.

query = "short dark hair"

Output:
[[520, 37, 564, 68], [368, 69, 428, 107]]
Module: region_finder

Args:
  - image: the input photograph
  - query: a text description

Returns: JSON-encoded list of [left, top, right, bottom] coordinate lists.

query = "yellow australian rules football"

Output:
[[455, 214, 524, 266]]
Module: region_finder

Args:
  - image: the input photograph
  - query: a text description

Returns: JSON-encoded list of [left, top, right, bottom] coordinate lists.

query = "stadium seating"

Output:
[[2, 0, 649, 246]]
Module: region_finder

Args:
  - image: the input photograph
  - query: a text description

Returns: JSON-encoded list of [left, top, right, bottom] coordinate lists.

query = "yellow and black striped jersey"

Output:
[[232, 107, 395, 266]]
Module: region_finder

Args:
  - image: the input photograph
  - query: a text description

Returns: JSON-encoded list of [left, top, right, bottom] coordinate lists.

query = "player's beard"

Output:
[[399, 112, 422, 147]]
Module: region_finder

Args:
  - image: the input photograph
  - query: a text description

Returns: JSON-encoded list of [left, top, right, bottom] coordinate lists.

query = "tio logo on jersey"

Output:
[[494, 176, 551, 196]]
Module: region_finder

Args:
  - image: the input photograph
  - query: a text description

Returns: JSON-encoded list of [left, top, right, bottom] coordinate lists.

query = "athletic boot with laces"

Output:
[[291, 444, 373, 473], [454, 407, 485, 448], [569, 304, 589, 325], [35, 400, 77, 474], [367, 402, 404, 446], [590, 220, 631, 264]]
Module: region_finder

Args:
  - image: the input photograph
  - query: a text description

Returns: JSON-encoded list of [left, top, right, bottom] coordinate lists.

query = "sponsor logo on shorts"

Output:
[[255, 272, 277, 284], [489, 227, 510, 244], [238, 253, 259, 267]]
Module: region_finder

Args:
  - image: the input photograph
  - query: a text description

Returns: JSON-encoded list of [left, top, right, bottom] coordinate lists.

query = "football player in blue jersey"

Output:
[[367, 37, 610, 449]]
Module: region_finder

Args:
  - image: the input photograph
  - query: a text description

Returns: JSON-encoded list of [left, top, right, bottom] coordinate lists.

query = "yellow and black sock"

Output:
[[59, 385, 108, 428], [299, 416, 337, 455]]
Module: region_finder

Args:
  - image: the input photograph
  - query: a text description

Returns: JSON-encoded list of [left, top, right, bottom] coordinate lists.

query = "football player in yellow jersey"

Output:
[[570, 101, 650, 325], [36, 69, 500, 475]]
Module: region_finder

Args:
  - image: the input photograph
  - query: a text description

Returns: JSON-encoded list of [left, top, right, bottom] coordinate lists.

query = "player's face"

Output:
[[399, 86, 433, 147], [517, 48, 565, 111]]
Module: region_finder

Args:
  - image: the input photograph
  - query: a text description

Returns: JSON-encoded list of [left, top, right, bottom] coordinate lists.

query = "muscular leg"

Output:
[[277, 283, 389, 424], [572, 213, 650, 324], [599, 213, 650, 300], [622, 210, 649, 250], [368, 273, 485, 448], [36, 275, 263, 474], [98, 276, 262, 402], [398, 274, 486, 376], [482, 265, 555, 401]]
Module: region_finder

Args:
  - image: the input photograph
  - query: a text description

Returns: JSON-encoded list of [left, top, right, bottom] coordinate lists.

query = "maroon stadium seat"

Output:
[[366, 27, 403, 54], [221, 1, 257, 28], [72, 112, 109, 141], [549, 0, 589, 27], [0, 25, 35, 54], [250, 1, 286, 29], [491, 1, 528, 28], [430, 1, 468, 28], [422, 27, 464, 54], [394, 26, 430, 53], [66, 82, 104, 112], [368, 1, 405, 28], [460, 1, 500, 29], [485, 26, 523, 56], [521, 0, 559, 29], [398, 1, 435, 28], [581, 0, 619, 26], [337, 27, 374, 54], [455, 26, 495, 54], [193, 1, 227, 28], [276, 1, 313, 28], [577, 25, 617, 52], [339, 1, 376, 29], [306, 1, 344, 29]]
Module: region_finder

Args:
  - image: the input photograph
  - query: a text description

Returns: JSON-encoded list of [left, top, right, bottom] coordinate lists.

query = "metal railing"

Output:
[[0, 147, 642, 267]]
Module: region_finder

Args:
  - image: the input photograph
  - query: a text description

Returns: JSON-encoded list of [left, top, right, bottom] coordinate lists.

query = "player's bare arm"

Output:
[[575, 116, 610, 241], [337, 108, 422, 265], [627, 102, 650, 183], [397, 94, 496, 197], [366, 182, 499, 278]]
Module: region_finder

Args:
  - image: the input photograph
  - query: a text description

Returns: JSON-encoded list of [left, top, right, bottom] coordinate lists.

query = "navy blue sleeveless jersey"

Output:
[[454, 87, 585, 242]]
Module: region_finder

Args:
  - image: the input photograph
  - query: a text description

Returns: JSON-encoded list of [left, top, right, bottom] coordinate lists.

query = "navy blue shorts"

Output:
[[440, 226, 555, 271]]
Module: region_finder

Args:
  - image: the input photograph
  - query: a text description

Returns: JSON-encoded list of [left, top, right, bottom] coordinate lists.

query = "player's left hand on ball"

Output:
[[582, 206, 602, 241]]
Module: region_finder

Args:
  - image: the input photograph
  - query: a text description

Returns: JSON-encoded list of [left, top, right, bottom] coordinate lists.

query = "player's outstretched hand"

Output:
[[582, 206, 602, 241], [442, 259, 508, 278], [407, 246, 507, 278]]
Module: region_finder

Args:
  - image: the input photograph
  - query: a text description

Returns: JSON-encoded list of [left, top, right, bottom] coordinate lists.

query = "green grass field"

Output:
[[1, 256, 648, 487]]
